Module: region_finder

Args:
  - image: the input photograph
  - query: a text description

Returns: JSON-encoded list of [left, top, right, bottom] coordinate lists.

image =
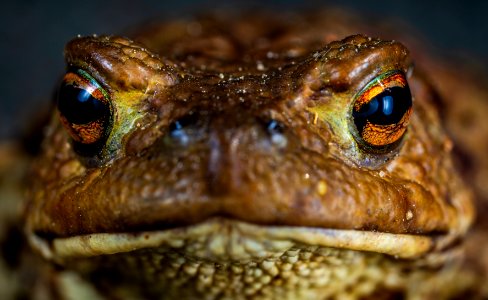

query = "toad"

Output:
[[22, 11, 480, 299]]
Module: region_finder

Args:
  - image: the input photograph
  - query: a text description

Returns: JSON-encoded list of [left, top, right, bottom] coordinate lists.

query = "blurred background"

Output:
[[1, 0, 487, 140]]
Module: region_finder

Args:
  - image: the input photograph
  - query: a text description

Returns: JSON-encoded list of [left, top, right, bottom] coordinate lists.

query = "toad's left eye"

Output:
[[352, 71, 412, 150], [57, 69, 112, 156]]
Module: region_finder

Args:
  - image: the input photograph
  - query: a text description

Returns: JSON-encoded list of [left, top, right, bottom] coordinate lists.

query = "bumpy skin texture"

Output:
[[24, 12, 477, 299]]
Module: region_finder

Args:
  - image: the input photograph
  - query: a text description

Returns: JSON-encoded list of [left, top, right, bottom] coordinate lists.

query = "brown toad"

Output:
[[23, 11, 479, 299]]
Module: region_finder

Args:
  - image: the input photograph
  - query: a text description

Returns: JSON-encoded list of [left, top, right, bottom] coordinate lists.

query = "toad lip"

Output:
[[30, 217, 440, 264]]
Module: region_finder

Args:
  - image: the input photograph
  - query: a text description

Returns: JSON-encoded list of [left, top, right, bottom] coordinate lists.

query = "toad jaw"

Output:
[[31, 218, 436, 264]]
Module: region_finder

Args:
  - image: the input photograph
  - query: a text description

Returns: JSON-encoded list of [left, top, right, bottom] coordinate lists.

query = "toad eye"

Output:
[[351, 71, 412, 150], [57, 69, 112, 154]]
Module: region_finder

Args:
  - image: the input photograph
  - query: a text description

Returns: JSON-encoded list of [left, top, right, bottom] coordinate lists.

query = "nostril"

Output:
[[168, 114, 199, 145], [169, 121, 189, 144], [266, 119, 285, 134], [265, 119, 287, 148]]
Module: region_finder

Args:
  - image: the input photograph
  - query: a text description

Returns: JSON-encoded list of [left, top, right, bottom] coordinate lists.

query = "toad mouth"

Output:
[[29, 217, 441, 264]]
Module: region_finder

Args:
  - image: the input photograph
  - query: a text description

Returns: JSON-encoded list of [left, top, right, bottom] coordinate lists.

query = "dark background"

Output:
[[1, 0, 487, 140]]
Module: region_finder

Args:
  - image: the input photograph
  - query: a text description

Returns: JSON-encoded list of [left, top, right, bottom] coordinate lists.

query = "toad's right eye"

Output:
[[57, 69, 112, 154], [351, 71, 412, 151]]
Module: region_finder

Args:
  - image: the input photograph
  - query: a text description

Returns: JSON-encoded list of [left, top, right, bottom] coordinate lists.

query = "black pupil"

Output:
[[353, 86, 412, 130], [58, 83, 109, 124]]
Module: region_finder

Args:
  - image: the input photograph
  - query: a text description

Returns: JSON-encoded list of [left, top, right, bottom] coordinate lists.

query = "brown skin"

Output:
[[24, 12, 477, 299]]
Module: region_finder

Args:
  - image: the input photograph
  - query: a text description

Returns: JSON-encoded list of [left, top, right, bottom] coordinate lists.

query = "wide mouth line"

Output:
[[28, 218, 438, 263]]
